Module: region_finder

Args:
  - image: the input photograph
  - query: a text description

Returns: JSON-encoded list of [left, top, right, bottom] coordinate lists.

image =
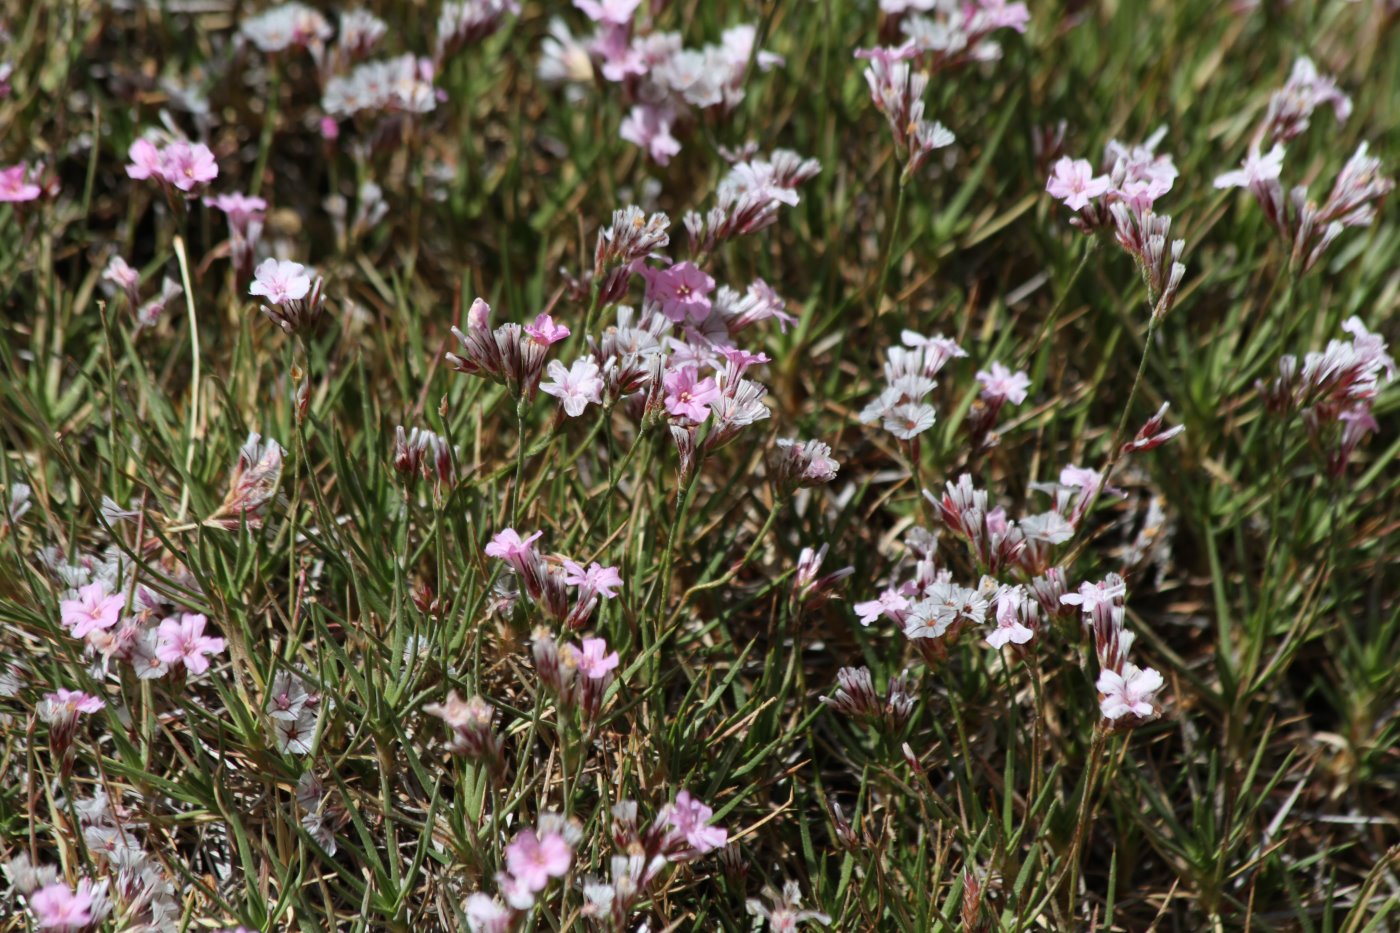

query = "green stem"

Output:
[[872, 180, 909, 314]]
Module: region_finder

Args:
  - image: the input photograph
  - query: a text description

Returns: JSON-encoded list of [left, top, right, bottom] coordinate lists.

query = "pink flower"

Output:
[[573, 0, 641, 24], [160, 141, 219, 191], [203, 192, 267, 228], [976, 362, 1030, 406], [575, 637, 620, 678], [541, 359, 604, 417], [29, 880, 98, 930], [504, 828, 572, 892], [487, 526, 540, 563], [620, 103, 681, 164], [154, 613, 226, 676], [986, 592, 1034, 649], [524, 312, 571, 346], [249, 258, 312, 305], [126, 139, 164, 180], [1097, 662, 1164, 720], [853, 589, 910, 627], [659, 790, 728, 855], [562, 560, 623, 598], [1060, 578, 1126, 615], [59, 582, 124, 639], [663, 366, 721, 423], [1213, 144, 1285, 191], [40, 689, 106, 718], [463, 894, 512, 933], [1046, 157, 1110, 211], [0, 164, 41, 202], [644, 262, 715, 324]]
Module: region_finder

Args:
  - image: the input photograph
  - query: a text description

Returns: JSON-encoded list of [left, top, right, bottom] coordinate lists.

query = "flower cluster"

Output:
[[864, 0, 1031, 74], [1046, 130, 1187, 317], [465, 814, 579, 930], [532, 629, 622, 720], [249, 258, 326, 334], [580, 793, 729, 926], [857, 52, 955, 179], [448, 299, 571, 400], [1062, 574, 1165, 725], [393, 425, 458, 493], [1261, 316, 1394, 477], [485, 528, 623, 630], [126, 138, 219, 196], [858, 330, 967, 440], [683, 151, 821, 256], [423, 690, 505, 769], [820, 666, 916, 732], [539, 5, 783, 164], [1215, 141, 1393, 275]]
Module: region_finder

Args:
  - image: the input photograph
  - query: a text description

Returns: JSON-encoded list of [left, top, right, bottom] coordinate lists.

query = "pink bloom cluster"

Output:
[[465, 813, 579, 929], [580, 792, 729, 925], [249, 258, 326, 334], [532, 629, 622, 720], [1261, 317, 1393, 477], [423, 690, 504, 768], [968, 361, 1032, 450], [858, 53, 955, 179], [485, 528, 622, 629], [240, 2, 332, 54], [448, 299, 571, 400], [859, 330, 967, 441], [1215, 141, 1393, 275], [205, 192, 266, 281], [1061, 574, 1166, 723], [859, 0, 1030, 75], [1046, 130, 1187, 317], [683, 151, 821, 255], [56, 571, 225, 682], [541, 6, 783, 163], [126, 138, 219, 195]]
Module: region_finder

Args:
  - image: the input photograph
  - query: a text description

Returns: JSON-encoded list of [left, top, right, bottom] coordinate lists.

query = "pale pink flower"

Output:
[[883, 402, 936, 439], [659, 790, 728, 855], [485, 528, 543, 569], [0, 164, 41, 202], [203, 192, 267, 229], [541, 359, 603, 417], [125, 139, 164, 180], [663, 366, 721, 422], [154, 613, 226, 676], [575, 637, 620, 678], [853, 589, 909, 627], [504, 828, 572, 892], [620, 103, 681, 164], [562, 560, 623, 598], [1046, 157, 1110, 210], [464, 894, 512, 933], [986, 591, 1035, 649], [160, 141, 219, 191], [59, 582, 124, 639], [1213, 144, 1285, 190], [1060, 578, 1126, 615], [39, 688, 106, 719], [1097, 662, 1164, 720], [573, 0, 641, 24], [249, 258, 312, 305], [29, 880, 100, 930], [976, 362, 1030, 405], [524, 312, 570, 346], [644, 262, 715, 324]]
